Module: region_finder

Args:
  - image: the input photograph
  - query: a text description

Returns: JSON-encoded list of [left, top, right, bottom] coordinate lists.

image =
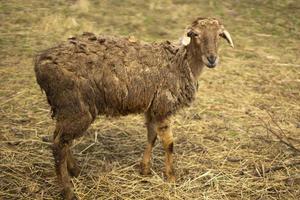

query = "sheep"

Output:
[[34, 17, 234, 200]]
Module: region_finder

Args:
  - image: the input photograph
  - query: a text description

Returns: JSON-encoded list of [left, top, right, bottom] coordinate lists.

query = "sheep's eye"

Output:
[[193, 32, 199, 37], [187, 31, 199, 37]]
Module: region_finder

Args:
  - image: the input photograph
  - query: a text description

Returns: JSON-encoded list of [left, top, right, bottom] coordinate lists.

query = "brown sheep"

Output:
[[34, 17, 234, 200]]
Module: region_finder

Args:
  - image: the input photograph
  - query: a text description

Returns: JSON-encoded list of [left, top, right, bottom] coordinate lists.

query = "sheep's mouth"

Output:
[[206, 63, 217, 68], [202, 55, 219, 68]]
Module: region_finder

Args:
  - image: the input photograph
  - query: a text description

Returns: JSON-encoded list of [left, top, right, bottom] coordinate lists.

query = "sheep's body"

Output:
[[34, 18, 233, 200], [35, 33, 197, 127]]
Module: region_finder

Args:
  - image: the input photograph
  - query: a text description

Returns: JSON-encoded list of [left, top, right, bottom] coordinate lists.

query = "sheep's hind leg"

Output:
[[67, 144, 80, 177], [53, 112, 92, 200], [156, 118, 175, 182], [141, 113, 157, 175], [53, 130, 77, 200]]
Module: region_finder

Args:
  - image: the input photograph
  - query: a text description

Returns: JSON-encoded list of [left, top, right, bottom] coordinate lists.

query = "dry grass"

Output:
[[1, 0, 300, 199]]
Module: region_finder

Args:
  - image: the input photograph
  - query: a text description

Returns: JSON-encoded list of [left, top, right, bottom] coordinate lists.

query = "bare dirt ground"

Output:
[[0, 0, 299, 199]]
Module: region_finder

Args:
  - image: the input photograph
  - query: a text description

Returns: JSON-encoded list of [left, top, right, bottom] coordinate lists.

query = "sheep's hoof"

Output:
[[61, 188, 78, 200], [167, 175, 176, 183], [140, 162, 151, 176], [166, 171, 176, 182], [69, 166, 80, 177]]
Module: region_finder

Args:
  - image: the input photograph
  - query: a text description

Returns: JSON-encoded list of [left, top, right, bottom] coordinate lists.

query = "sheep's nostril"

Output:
[[207, 55, 217, 64]]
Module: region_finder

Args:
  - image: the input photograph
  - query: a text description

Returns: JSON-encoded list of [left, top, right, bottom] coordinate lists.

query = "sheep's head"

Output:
[[182, 17, 234, 68]]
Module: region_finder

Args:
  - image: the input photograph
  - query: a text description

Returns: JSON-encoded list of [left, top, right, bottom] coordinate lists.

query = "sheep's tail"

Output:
[[34, 50, 63, 118]]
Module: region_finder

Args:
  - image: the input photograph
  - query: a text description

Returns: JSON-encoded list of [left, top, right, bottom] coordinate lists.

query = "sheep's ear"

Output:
[[181, 36, 191, 46], [181, 29, 197, 46], [220, 30, 234, 48]]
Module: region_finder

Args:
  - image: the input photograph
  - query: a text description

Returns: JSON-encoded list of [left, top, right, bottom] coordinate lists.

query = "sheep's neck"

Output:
[[186, 44, 205, 79]]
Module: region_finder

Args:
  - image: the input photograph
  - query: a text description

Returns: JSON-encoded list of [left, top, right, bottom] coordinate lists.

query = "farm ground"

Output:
[[0, 0, 299, 199]]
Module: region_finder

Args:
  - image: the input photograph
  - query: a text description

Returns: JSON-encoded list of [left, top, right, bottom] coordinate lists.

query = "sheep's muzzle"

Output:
[[201, 54, 219, 68]]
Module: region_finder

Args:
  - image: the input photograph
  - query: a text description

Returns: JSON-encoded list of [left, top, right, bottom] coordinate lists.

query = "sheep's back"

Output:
[[34, 32, 178, 117]]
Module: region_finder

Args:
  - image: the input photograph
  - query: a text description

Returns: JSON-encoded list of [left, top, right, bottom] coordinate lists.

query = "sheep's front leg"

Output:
[[141, 114, 157, 175], [156, 118, 175, 182]]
